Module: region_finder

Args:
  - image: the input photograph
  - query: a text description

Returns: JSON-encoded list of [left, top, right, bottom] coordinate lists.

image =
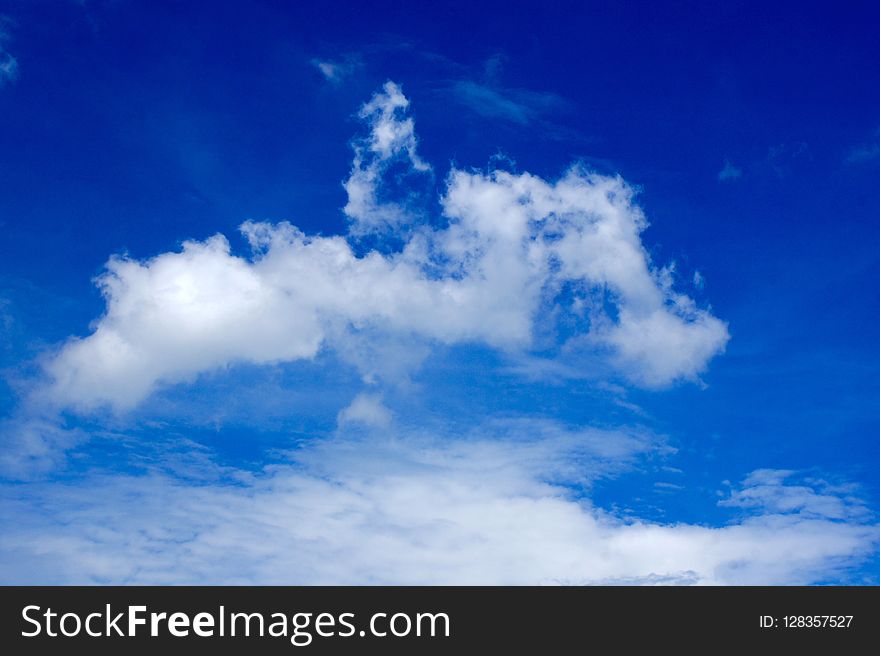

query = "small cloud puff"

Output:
[[311, 55, 361, 85], [717, 159, 742, 182], [337, 393, 392, 428]]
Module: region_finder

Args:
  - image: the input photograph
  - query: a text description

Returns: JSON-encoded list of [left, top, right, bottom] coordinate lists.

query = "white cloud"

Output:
[[604, 304, 729, 387], [0, 427, 874, 584], [311, 55, 361, 85], [717, 159, 741, 181], [337, 393, 392, 428], [0, 417, 83, 479], [719, 469, 870, 520], [342, 81, 432, 234], [45, 232, 325, 411], [43, 82, 729, 412]]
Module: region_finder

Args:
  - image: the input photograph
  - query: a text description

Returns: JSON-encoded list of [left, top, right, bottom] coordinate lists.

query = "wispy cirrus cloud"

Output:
[[0, 16, 18, 88], [845, 128, 880, 165], [719, 469, 870, 520], [311, 54, 362, 85], [0, 416, 83, 479], [765, 141, 810, 177], [447, 79, 569, 126], [442, 54, 571, 127]]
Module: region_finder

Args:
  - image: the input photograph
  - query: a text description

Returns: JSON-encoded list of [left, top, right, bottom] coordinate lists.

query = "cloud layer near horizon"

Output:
[[44, 82, 729, 412], [1, 423, 875, 585]]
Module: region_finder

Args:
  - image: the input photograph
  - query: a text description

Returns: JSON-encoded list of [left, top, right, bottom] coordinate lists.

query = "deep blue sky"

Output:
[[0, 1, 878, 583]]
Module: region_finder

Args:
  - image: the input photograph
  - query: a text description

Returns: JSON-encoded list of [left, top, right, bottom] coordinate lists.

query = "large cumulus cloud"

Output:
[[45, 81, 728, 412]]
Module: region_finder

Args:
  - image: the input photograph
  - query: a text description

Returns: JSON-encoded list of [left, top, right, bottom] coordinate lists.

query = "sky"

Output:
[[0, 0, 878, 584]]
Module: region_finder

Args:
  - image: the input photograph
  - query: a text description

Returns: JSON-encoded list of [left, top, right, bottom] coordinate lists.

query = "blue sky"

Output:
[[0, 0, 878, 584]]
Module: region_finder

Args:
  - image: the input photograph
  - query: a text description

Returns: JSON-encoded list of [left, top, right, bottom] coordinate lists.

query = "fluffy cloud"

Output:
[[0, 426, 874, 584], [44, 81, 728, 412], [342, 81, 432, 234]]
